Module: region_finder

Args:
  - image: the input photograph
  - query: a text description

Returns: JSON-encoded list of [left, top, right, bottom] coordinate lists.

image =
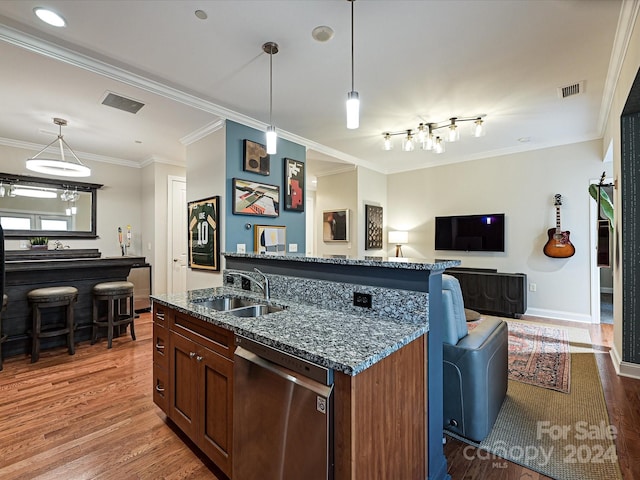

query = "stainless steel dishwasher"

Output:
[[233, 335, 334, 480]]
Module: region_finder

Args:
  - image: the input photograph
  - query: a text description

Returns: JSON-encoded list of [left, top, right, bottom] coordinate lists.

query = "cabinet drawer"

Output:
[[171, 311, 235, 359], [153, 304, 171, 327], [153, 323, 168, 369], [153, 364, 168, 414]]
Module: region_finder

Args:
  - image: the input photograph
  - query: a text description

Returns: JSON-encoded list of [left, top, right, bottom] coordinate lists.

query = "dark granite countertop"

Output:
[[152, 286, 428, 376]]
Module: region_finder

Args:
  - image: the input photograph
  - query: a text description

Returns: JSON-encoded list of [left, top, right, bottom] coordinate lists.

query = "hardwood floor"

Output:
[[0, 313, 223, 480], [0, 312, 638, 479]]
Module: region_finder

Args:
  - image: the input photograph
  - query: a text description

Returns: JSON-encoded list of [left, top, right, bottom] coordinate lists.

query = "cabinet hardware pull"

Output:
[[196, 355, 203, 362], [156, 312, 165, 320], [155, 343, 165, 350], [155, 384, 165, 393], [190, 351, 197, 358]]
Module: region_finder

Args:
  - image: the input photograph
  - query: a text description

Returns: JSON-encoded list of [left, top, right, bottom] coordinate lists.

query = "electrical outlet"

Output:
[[289, 243, 298, 252], [241, 277, 251, 290], [353, 292, 372, 308], [237, 243, 246, 253], [529, 283, 537, 292]]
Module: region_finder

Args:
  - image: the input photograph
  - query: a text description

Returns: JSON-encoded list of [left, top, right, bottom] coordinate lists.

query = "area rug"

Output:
[[468, 318, 571, 393], [447, 322, 623, 480]]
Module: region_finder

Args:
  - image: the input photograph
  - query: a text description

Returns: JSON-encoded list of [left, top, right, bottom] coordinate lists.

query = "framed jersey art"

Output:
[[188, 196, 220, 271]]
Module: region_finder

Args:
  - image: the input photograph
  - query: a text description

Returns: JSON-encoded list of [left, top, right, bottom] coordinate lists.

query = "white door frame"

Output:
[[167, 175, 186, 293]]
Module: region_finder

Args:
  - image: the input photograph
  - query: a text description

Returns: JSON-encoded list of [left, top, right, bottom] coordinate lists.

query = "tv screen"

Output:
[[435, 213, 505, 252]]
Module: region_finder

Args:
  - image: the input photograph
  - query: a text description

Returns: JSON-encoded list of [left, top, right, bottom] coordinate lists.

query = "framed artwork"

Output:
[[232, 178, 280, 217], [187, 196, 220, 271], [323, 209, 350, 242], [243, 139, 270, 176], [254, 225, 286, 254], [365, 204, 383, 249], [284, 158, 304, 212]]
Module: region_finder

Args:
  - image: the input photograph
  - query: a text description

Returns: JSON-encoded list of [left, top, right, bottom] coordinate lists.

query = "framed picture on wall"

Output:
[[187, 196, 220, 271], [323, 209, 350, 242], [243, 139, 270, 176], [284, 158, 304, 211], [254, 225, 286, 254], [365, 204, 383, 249], [232, 178, 280, 217]]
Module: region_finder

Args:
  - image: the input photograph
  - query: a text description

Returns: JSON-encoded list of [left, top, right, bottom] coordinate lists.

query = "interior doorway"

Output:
[[589, 171, 614, 325], [167, 176, 187, 294]]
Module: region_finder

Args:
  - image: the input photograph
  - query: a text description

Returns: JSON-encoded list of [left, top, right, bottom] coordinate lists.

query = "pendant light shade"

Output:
[[26, 118, 91, 177], [346, 0, 359, 129], [263, 42, 279, 155]]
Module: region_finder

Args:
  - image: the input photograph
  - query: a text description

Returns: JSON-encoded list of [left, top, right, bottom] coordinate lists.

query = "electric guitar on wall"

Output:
[[543, 194, 576, 258]]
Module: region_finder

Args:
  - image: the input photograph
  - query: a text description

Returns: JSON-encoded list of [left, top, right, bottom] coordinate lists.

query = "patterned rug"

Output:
[[468, 319, 571, 393]]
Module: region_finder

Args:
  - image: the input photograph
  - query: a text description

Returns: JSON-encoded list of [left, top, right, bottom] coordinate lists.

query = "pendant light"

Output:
[[263, 42, 279, 155], [346, 0, 359, 129], [26, 118, 91, 177]]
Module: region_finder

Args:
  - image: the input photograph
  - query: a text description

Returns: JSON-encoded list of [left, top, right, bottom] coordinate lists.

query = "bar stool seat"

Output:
[[0, 294, 8, 371], [92, 281, 136, 349], [28, 286, 78, 363]]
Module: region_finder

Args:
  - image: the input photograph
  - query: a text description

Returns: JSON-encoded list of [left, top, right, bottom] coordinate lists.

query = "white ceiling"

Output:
[[0, 0, 627, 179]]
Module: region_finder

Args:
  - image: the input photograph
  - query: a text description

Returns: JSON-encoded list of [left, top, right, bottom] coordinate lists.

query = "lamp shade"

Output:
[[388, 230, 408, 244]]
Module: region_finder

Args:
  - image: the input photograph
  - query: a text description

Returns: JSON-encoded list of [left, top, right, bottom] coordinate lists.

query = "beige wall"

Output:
[[316, 168, 358, 257], [387, 140, 612, 321], [185, 126, 226, 290]]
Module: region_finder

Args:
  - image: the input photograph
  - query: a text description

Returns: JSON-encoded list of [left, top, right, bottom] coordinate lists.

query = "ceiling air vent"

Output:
[[101, 91, 145, 114], [557, 81, 585, 99]]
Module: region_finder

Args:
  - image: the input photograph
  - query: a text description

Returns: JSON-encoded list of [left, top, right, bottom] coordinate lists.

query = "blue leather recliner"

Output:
[[441, 274, 508, 442]]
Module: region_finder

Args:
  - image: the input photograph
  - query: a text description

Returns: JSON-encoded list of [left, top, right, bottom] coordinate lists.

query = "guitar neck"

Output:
[[555, 206, 562, 232]]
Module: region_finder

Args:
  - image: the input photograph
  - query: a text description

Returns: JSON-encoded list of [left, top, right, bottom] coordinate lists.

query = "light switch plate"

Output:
[[237, 243, 246, 253], [289, 243, 298, 252]]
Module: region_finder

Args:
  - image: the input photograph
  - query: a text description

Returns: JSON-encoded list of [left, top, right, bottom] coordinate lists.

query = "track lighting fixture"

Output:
[[382, 115, 486, 154]]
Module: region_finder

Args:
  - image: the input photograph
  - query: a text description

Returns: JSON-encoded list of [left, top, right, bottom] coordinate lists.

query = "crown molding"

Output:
[[0, 20, 386, 174], [180, 119, 225, 146], [597, 0, 640, 134]]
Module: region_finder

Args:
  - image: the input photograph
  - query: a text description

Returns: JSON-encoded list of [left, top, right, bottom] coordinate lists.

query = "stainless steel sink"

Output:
[[190, 296, 286, 317], [226, 304, 285, 317], [191, 296, 259, 311]]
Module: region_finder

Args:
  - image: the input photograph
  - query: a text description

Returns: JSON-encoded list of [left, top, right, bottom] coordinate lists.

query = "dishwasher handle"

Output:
[[235, 346, 333, 398]]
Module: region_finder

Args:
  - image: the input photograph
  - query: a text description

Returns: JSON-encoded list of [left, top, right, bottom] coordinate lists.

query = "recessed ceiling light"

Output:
[[194, 10, 208, 20], [33, 7, 66, 27], [312, 25, 334, 42]]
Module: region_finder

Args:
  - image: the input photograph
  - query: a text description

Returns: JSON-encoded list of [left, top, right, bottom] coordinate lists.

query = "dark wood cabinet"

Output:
[[153, 305, 233, 478]]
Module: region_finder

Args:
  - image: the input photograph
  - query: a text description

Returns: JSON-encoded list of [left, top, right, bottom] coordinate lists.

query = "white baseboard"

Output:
[[609, 346, 640, 379], [609, 345, 622, 375], [524, 307, 592, 323]]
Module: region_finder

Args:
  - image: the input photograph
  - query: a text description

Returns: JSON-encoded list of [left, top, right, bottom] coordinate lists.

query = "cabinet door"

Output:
[[169, 331, 198, 438], [198, 346, 234, 478]]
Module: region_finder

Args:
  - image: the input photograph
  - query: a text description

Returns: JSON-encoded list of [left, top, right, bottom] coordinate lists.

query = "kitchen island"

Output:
[[152, 253, 459, 480]]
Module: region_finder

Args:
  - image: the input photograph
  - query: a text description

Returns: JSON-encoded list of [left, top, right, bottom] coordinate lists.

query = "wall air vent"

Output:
[[101, 91, 145, 114], [557, 81, 585, 99]]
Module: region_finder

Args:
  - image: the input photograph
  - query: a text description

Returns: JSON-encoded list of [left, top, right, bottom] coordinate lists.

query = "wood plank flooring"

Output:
[[0, 312, 638, 479]]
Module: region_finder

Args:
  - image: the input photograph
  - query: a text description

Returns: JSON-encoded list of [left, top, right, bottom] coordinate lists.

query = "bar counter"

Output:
[[2, 249, 145, 358]]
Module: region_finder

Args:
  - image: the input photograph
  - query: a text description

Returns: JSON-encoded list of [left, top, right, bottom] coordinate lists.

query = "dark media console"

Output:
[[445, 267, 527, 318]]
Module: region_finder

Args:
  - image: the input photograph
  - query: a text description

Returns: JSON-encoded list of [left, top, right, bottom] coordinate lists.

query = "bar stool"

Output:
[[0, 294, 7, 371], [92, 281, 136, 349], [28, 286, 78, 363]]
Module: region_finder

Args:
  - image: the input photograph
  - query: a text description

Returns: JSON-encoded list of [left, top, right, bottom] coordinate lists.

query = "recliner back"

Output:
[[442, 274, 468, 345]]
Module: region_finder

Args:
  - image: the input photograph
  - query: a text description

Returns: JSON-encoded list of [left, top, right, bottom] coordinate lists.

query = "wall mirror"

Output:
[[0, 173, 102, 238]]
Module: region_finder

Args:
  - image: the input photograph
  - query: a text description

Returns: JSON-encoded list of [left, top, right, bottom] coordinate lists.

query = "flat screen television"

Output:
[[435, 213, 505, 252]]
